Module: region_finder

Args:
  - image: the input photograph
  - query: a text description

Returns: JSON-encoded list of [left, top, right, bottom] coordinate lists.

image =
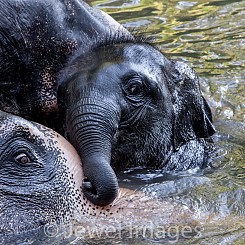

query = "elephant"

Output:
[[0, 0, 215, 206], [0, 111, 200, 243], [0, 110, 84, 235]]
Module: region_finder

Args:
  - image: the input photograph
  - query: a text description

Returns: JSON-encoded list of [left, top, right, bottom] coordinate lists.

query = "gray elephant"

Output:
[[0, 0, 215, 206], [0, 110, 83, 235], [0, 111, 200, 244]]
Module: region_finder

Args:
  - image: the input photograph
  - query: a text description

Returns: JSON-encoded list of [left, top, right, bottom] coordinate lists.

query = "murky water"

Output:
[[89, 0, 245, 244]]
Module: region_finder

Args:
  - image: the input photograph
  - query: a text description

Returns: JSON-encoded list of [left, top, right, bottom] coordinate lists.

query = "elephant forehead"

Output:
[[0, 113, 75, 158], [0, 115, 55, 143], [0, 118, 32, 139], [95, 60, 163, 82], [123, 44, 167, 66]]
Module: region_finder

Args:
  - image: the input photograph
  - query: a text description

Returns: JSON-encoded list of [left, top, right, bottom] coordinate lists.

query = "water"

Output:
[[88, 0, 245, 244]]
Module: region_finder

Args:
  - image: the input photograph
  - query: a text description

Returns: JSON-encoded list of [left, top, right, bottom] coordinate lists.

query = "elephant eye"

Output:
[[124, 75, 143, 94], [15, 153, 31, 164], [122, 74, 146, 102], [128, 82, 142, 95]]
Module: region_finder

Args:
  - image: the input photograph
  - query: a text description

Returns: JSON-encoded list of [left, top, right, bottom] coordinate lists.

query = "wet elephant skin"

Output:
[[0, 0, 215, 206]]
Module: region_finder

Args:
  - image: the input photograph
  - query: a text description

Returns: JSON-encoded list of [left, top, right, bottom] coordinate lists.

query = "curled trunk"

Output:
[[65, 99, 120, 206]]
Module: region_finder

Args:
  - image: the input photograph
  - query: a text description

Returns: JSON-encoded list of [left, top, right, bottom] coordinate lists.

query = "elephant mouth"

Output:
[[82, 178, 98, 195], [111, 128, 171, 170]]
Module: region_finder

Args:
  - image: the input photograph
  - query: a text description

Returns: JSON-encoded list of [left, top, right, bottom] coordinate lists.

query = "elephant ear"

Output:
[[165, 60, 215, 150]]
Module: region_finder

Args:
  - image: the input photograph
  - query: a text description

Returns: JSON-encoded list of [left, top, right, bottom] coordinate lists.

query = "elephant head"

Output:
[[58, 38, 215, 206], [0, 110, 85, 235]]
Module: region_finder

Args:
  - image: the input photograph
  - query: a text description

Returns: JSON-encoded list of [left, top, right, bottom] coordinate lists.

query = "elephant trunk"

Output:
[[66, 98, 120, 206]]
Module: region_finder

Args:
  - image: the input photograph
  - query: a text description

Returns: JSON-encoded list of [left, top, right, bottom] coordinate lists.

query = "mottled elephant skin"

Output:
[[0, 110, 81, 236], [0, 0, 215, 206]]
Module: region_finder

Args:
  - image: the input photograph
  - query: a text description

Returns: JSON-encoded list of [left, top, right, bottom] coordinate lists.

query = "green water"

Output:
[[89, 0, 245, 244]]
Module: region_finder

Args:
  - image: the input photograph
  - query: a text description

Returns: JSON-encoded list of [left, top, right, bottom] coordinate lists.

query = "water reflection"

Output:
[[90, 0, 245, 243]]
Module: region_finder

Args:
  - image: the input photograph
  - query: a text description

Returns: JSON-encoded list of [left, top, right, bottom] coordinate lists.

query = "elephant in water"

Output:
[[0, 111, 200, 243], [0, 0, 215, 206]]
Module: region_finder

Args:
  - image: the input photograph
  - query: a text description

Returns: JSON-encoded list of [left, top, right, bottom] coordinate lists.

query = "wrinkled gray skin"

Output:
[[0, 111, 198, 243], [0, 110, 83, 235], [0, 0, 215, 207]]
